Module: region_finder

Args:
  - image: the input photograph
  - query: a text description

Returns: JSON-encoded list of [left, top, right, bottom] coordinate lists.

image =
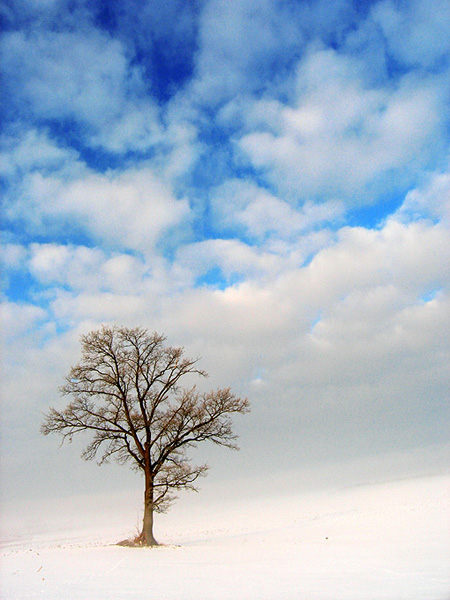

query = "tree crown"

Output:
[[42, 325, 250, 511]]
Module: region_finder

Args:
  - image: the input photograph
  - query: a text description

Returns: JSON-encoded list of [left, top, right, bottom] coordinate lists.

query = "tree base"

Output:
[[117, 538, 159, 547], [135, 531, 159, 546], [117, 532, 159, 547]]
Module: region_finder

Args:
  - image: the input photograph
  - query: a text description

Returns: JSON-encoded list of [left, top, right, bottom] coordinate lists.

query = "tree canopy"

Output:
[[42, 325, 250, 544]]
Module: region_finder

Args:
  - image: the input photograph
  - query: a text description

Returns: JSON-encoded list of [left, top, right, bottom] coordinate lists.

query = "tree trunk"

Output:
[[137, 466, 158, 546], [141, 499, 158, 546]]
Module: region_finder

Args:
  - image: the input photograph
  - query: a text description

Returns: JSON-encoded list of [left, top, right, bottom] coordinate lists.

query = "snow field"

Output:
[[1, 474, 449, 600]]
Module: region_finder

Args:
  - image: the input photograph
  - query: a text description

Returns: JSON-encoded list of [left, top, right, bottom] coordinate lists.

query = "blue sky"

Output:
[[1, 0, 449, 504]]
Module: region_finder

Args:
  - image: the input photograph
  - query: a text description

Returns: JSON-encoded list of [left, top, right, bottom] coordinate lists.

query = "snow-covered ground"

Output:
[[1, 474, 449, 600]]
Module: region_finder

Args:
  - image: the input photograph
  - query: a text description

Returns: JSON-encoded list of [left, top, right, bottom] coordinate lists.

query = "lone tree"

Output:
[[41, 325, 249, 546]]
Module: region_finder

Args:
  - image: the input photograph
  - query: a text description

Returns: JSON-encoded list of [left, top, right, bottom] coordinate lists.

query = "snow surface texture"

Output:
[[1, 474, 449, 600]]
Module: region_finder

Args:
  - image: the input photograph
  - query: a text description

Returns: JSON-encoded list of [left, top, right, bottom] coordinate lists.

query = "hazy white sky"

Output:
[[1, 0, 449, 506]]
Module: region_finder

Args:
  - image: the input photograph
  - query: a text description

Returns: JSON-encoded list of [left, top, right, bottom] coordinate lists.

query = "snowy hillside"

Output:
[[1, 474, 449, 600]]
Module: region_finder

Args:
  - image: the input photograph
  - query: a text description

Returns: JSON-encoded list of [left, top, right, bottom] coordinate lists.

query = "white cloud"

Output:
[[0, 29, 162, 152], [10, 170, 446, 394], [1, 243, 27, 269], [160, 115, 202, 181], [2, 30, 127, 121], [175, 238, 282, 285], [151, 193, 450, 410], [28, 243, 151, 294], [397, 166, 450, 226], [0, 129, 81, 179], [371, 0, 450, 68], [50, 290, 147, 325], [90, 101, 163, 154], [60, 168, 190, 252], [0, 301, 46, 339], [0, 243, 28, 293], [191, 0, 361, 108], [192, 0, 303, 105], [211, 179, 344, 241], [239, 48, 447, 202], [307, 288, 449, 378], [6, 167, 191, 253]]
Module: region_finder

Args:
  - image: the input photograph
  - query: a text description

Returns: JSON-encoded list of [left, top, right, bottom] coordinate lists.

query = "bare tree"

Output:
[[41, 325, 250, 546]]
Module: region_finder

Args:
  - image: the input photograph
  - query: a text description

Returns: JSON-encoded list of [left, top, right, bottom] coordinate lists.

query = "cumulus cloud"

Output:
[[0, 28, 162, 152], [397, 165, 450, 225], [5, 167, 191, 253], [192, 0, 302, 105], [175, 238, 281, 286], [370, 0, 450, 68], [191, 0, 364, 107], [28, 244, 152, 294], [0, 129, 81, 179], [50, 290, 148, 325], [0, 300, 46, 339], [158, 196, 449, 392], [239, 48, 448, 203], [211, 179, 344, 241], [2, 30, 127, 120]]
